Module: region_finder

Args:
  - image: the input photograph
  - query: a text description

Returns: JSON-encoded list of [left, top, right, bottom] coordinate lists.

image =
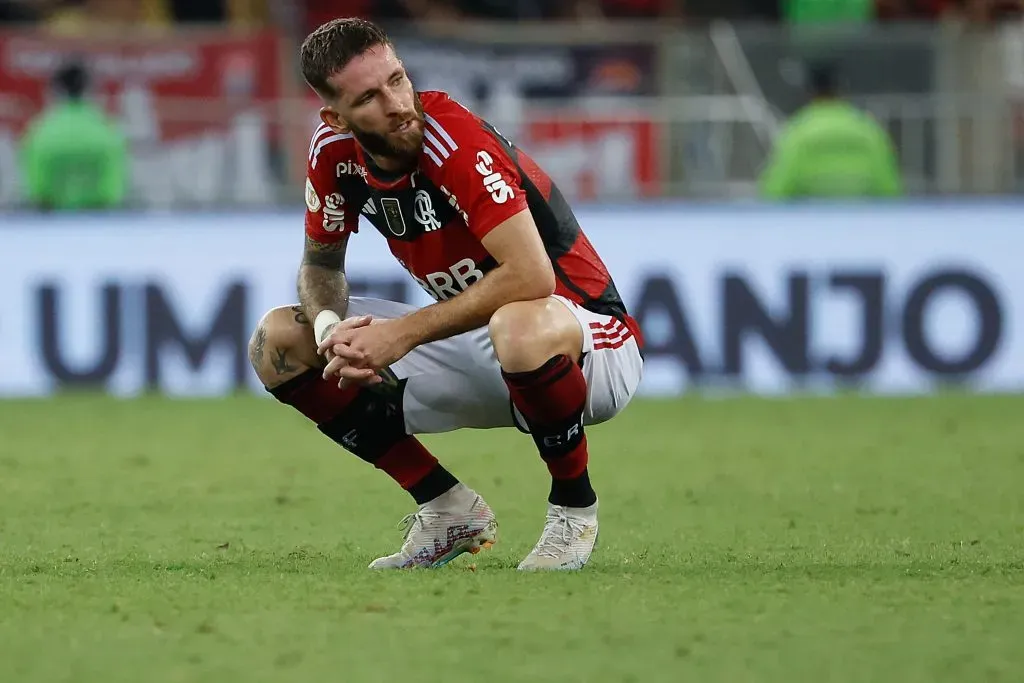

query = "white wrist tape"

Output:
[[314, 310, 342, 345]]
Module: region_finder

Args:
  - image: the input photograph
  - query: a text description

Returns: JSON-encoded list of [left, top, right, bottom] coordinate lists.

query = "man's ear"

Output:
[[320, 107, 350, 135]]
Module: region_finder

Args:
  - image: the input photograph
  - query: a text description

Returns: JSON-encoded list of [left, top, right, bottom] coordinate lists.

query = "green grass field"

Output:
[[1, 394, 1023, 682]]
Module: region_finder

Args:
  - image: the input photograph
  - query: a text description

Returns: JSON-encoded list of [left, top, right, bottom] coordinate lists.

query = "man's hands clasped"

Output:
[[317, 315, 415, 388]]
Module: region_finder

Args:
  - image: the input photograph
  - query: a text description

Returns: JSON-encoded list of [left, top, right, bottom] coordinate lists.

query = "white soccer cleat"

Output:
[[517, 500, 599, 571], [367, 484, 497, 569]]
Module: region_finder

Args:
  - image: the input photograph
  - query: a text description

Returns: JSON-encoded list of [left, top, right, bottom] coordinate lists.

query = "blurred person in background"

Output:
[[759, 62, 903, 200], [782, 0, 874, 23], [19, 57, 128, 211]]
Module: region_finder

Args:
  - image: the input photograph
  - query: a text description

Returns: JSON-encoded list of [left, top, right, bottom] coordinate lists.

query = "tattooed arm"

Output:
[[297, 232, 350, 340]]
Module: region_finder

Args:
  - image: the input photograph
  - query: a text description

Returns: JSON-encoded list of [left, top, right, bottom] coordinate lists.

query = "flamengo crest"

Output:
[[414, 190, 442, 232]]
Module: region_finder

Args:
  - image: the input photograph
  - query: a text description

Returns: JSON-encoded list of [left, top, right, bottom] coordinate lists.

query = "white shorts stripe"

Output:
[[589, 319, 632, 350]]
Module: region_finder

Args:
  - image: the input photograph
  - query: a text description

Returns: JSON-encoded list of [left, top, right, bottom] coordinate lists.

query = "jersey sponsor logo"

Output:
[[362, 198, 377, 215], [413, 189, 442, 232], [474, 151, 515, 204], [412, 258, 485, 301], [439, 185, 468, 224], [336, 161, 367, 178], [380, 197, 407, 237], [304, 177, 321, 212], [322, 193, 345, 232]]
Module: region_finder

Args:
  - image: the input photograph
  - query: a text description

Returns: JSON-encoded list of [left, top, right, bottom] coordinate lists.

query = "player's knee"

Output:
[[489, 299, 581, 373], [489, 301, 538, 362], [249, 306, 319, 386]]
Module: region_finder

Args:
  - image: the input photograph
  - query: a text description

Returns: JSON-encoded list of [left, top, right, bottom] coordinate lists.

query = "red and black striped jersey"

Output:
[[304, 90, 642, 345]]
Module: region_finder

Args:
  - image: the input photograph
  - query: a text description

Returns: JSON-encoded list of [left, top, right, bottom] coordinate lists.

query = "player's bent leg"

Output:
[[248, 305, 322, 388], [248, 304, 497, 569], [488, 298, 584, 371], [489, 298, 600, 571]]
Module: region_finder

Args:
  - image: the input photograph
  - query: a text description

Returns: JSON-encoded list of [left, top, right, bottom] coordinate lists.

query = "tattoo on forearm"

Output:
[[249, 322, 267, 368], [298, 235, 350, 320], [271, 348, 297, 375], [299, 237, 350, 317], [302, 235, 345, 268], [298, 266, 350, 316]]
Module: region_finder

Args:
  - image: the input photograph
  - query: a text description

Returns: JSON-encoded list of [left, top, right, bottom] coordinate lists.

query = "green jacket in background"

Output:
[[759, 100, 903, 200], [19, 100, 128, 210], [783, 0, 873, 23]]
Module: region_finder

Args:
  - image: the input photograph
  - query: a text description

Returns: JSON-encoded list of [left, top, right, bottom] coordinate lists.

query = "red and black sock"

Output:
[[502, 355, 596, 508], [268, 369, 458, 505]]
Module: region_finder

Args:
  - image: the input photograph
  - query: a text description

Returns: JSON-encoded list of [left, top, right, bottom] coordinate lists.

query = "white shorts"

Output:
[[346, 295, 644, 435]]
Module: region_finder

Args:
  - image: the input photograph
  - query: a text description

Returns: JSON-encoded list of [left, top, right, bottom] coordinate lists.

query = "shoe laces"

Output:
[[396, 508, 443, 550], [534, 507, 588, 558]]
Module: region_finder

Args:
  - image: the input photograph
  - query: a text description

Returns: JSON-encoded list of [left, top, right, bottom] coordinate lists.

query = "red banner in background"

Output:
[[0, 29, 663, 207], [524, 116, 660, 201], [392, 37, 664, 202], [0, 30, 286, 207]]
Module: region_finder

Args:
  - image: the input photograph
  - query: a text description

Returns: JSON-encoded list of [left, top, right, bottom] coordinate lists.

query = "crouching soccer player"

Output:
[[248, 18, 644, 571]]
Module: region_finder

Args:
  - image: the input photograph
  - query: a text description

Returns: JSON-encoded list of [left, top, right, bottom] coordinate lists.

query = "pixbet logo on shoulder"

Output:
[[336, 161, 367, 178], [475, 151, 514, 204]]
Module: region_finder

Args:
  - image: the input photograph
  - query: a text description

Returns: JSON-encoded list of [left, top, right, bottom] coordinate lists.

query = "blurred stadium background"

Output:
[[4, 0, 1024, 397], [3, 3, 1024, 682]]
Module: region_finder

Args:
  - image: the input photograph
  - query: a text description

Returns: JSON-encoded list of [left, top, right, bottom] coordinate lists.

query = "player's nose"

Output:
[[380, 88, 404, 115]]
